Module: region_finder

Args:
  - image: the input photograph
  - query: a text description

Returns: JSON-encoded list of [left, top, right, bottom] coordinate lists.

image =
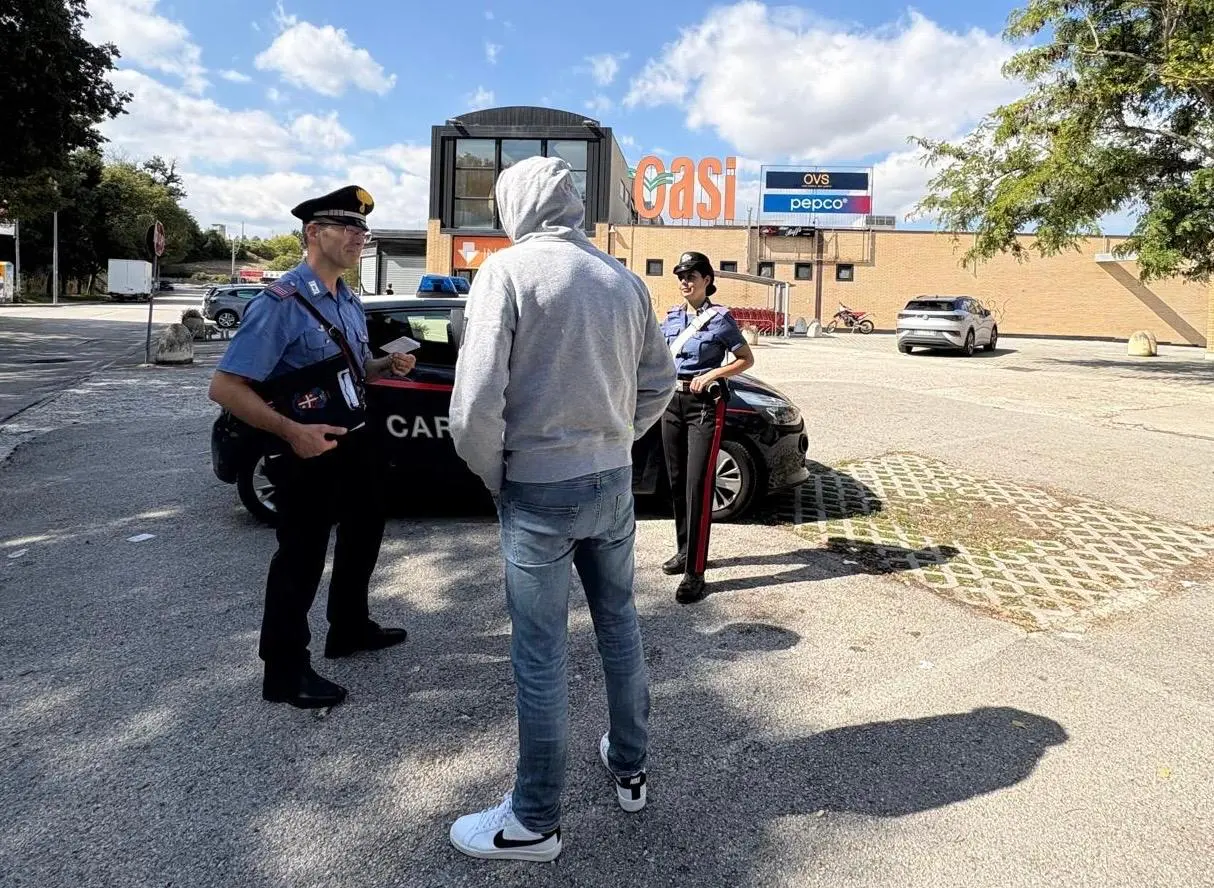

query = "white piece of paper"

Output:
[[381, 335, 421, 355], [7, 549, 28, 559], [127, 534, 156, 543]]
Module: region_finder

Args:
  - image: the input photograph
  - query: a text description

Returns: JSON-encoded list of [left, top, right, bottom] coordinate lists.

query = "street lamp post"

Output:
[[51, 210, 59, 304]]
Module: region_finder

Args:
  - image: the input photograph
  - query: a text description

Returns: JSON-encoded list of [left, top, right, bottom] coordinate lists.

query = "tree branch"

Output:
[[1114, 113, 1214, 161]]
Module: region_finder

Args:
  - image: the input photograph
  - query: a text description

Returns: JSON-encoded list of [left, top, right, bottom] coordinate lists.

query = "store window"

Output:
[[719, 261, 738, 272], [451, 138, 591, 228], [454, 139, 495, 229], [795, 262, 813, 280], [646, 259, 663, 276], [836, 264, 855, 282], [758, 261, 775, 278]]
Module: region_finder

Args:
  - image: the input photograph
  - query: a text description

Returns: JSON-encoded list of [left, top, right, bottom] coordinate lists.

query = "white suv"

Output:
[[896, 296, 998, 356]]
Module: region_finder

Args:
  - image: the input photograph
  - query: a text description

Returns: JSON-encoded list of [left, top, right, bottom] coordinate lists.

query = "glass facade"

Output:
[[451, 137, 591, 229]]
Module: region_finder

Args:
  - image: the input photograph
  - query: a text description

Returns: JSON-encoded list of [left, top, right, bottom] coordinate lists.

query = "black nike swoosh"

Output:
[[492, 828, 558, 849]]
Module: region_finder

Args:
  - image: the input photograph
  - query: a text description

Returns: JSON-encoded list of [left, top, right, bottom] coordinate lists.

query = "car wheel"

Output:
[[237, 455, 280, 527], [216, 309, 240, 329], [898, 342, 913, 354], [962, 329, 976, 356], [712, 439, 758, 523], [984, 325, 999, 352], [858, 319, 875, 334]]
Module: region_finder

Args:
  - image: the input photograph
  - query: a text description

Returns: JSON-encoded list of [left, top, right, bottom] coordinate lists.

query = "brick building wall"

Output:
[[425, 220, 1210, 347]]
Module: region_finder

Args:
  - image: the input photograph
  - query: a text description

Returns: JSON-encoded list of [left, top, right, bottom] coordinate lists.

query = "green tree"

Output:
[[141, 156, 186, 201], [910, 0, 1214, 283], [266, 253, 300, 271], [0, 0, 129, 197], [94, 162, 201, 266], [262, 233, 304, 259]]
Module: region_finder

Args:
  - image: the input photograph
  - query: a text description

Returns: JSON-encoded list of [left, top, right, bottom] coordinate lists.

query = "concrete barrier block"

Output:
[[155, 323, 195, 364], [1127, 330, 1158, 357]]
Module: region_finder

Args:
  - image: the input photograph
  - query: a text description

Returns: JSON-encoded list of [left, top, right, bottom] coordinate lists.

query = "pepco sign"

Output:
[[633, 155, 737, 222]]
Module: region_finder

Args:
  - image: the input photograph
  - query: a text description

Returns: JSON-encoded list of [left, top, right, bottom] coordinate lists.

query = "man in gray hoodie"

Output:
[[448, 155, 675, 862]]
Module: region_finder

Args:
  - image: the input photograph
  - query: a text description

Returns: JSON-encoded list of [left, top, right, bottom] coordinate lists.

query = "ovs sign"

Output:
[[633, 155, 737, 222]]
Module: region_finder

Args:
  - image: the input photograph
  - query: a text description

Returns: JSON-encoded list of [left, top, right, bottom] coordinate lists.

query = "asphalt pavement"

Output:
[[0, 291, 204, 423], [0, 332, 1211, 888]]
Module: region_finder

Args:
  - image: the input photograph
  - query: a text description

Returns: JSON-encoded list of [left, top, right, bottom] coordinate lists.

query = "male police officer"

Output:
[[208, 185, 416, 709]]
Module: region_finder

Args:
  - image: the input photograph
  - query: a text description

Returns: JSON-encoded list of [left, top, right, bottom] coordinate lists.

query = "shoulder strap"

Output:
[[669, 305, 724, 357], [290, 291, 365, 381]]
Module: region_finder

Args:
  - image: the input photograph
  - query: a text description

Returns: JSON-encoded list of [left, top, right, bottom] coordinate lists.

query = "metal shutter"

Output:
[[384, 255, 426, 296], [359, 250, 379, 294]]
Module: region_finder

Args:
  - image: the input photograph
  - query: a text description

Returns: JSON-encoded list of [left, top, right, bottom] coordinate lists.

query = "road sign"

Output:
[[146, 221, 166, 258]]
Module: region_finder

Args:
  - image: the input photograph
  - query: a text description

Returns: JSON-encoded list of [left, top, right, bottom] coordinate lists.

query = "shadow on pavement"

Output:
[[0, 408, 1062, 888], [1039, 356, 1214, 385]]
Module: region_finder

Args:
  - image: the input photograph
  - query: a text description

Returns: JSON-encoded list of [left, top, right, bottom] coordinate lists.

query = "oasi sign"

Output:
[[633, 155, 737, 222]]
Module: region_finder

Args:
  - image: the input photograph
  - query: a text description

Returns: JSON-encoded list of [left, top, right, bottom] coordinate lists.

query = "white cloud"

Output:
[[485, 41, 502, 64], [485, 9, 494, 20], [619, 135, 639, 150], [585, 94, 613, 117], [467, 86, 495, 109], [101, 70, 300, 168], [585, 52, 628, 86], [624, 2, 1023, 162], [219, 70, 252, 83], [185, 143, 431, 232], [290, 112, 354, 152], [84, 0, 208, 94], [266, 87, 284, 103], [255, 5, 396, 97]]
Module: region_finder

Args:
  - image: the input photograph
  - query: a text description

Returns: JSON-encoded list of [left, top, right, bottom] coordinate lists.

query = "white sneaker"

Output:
[[599, 732, 647, 812], [449, 792, 562, 862]]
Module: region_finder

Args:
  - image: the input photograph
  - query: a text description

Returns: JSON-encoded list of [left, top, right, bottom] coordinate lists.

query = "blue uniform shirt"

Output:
[[216, 262, 373, 382], [661, 300, 747, 378]]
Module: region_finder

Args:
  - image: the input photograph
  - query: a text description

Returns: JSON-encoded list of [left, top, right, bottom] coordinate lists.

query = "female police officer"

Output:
[[660, 251, 755, 604]]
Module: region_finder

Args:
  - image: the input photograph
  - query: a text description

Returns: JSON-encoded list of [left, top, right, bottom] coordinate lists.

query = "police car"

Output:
[[223, 294, 810, 525]]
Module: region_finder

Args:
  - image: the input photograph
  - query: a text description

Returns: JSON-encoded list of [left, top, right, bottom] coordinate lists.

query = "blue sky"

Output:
[[83, 0, 1135, 236]]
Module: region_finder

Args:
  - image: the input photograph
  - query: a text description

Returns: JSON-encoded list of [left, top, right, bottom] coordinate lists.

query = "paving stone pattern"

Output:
[[771, 453, 1214, 632]]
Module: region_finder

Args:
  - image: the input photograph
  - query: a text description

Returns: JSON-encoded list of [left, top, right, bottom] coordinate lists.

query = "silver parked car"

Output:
[[896, 295, 998, 356], [202, 285, 265, 329]]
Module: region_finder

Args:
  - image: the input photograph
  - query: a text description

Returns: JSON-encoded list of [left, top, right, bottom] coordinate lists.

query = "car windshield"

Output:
[[905, 299, 959, 312]]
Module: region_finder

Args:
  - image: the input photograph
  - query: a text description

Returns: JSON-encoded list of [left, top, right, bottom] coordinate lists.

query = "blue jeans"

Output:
[[497, 465, 650, 833]]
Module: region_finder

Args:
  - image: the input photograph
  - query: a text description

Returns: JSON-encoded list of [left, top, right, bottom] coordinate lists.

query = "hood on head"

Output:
[[495, 155, 586, 243]]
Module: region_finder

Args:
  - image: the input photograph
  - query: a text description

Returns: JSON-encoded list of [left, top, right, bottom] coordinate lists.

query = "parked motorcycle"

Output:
[[824, 303, 875, 334]]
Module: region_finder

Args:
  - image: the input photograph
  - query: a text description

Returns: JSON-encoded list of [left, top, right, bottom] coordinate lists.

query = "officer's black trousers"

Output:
[[259, 432, 386, 676], [661, 387, 728, 577]]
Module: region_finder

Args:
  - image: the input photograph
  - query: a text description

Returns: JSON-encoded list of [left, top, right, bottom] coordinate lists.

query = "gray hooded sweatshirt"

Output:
[[450, 155, 676, 493]]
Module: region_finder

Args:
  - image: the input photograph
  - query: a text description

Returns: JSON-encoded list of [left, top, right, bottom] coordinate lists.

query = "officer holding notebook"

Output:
[[208, 185, 415, 709]]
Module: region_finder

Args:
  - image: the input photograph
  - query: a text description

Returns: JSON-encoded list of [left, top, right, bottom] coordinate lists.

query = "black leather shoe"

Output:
[[675, 574, 708, 604], [263, 666, 348, 709], [662, 553, 687, 575], [324, 621, 408, 659]]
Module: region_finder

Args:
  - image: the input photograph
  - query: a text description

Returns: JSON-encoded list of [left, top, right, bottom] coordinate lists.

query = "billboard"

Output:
[[759, 165, 875, 227], [762, 194, 872, 214]]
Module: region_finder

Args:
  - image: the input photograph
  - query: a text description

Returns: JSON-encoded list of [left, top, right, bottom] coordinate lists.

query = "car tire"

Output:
[[216, 309, 240, 329], [962, 329, 976, 356], [712, 438, 759, 523], [237, 456, 280, 527], [984, 325, 999, 352], [898, 342, 913, 354]]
